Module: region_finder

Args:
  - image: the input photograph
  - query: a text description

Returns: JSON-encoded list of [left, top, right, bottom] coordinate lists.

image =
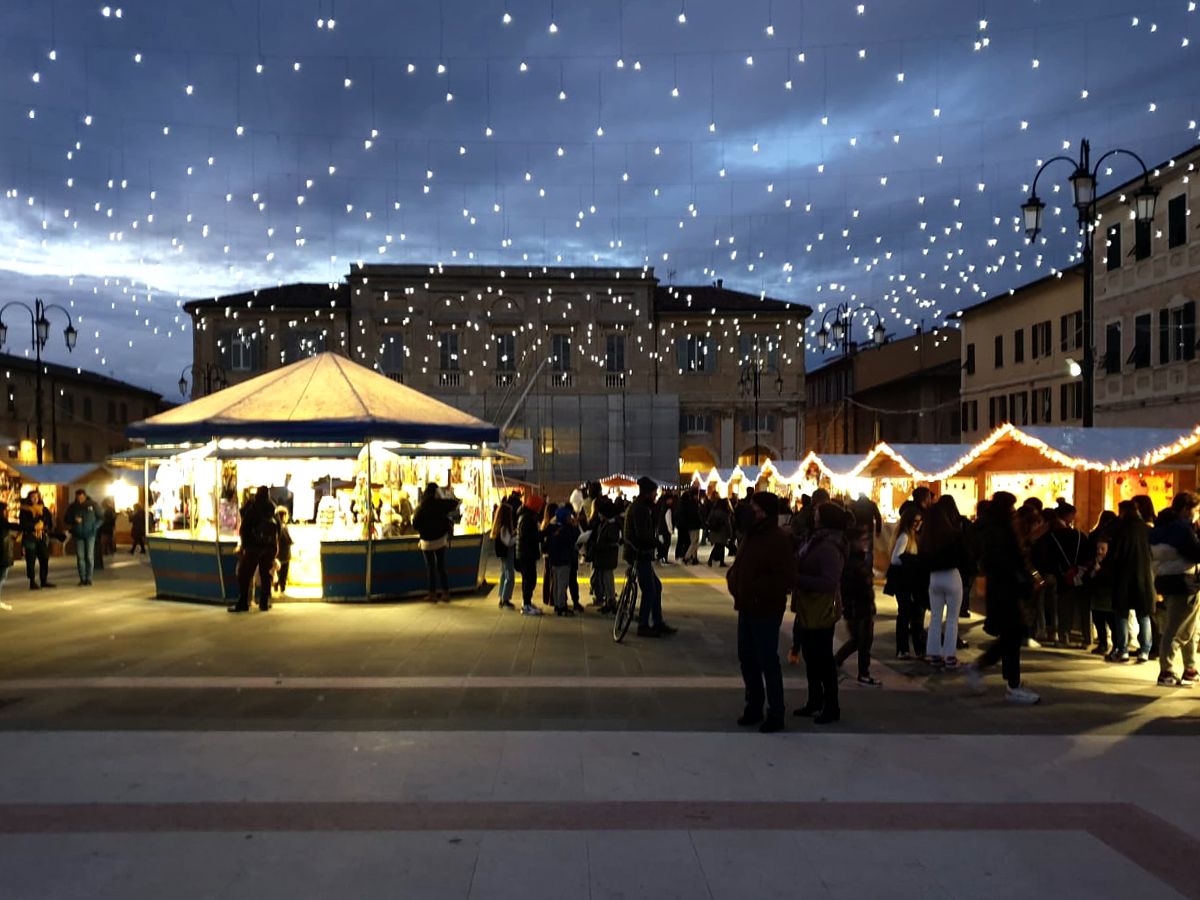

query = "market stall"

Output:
[[9, 463, 133, 555], [850, 443, 968, 522], [124, 352, 504, 604]]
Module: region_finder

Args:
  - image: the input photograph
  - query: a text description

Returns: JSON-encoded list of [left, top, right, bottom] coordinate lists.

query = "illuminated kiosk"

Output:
[[934, 425, 1196, 528], [762, 452, 868, 505], [853, 443, 972, 522], [123, 352, 506, 604]]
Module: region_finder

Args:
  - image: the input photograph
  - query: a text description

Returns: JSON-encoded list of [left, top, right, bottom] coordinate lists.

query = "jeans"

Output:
[[236, 547, 274, 609], [977, 627, 1023, 688], [552, 564, 571, 610], [1157, 594, 1198, 675], [636, 557, 663, 628], [738, 611, 785, 718], [1112, 612, 1154, 659], [595, 567, 615, 606], [23, 539, 49, 586], [423, 547, 449, 595], [519, 555, 538, 607], [926, 569, 962, 658], [498, 546, 516, 603], [74, 535, 96, 583], [797, 627, 838, 714], [895, 587, 925, 654], [683, 529, 701, 563], [835, 616, 875, 678]]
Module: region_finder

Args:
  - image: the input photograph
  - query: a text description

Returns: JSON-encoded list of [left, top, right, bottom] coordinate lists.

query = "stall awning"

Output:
[[12, 463, 114, 485], [127, 352, 500, 445], [855, 443, 974, 480]]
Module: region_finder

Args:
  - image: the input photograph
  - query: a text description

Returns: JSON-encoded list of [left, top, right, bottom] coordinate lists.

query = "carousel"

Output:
[[121, 352, 511, 604]]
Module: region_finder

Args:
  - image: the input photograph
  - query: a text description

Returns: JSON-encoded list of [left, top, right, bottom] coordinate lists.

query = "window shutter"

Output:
[[1185, 302, 1197, 361], [1160, 309, 1171, 365], [676, 336, 687, 371]]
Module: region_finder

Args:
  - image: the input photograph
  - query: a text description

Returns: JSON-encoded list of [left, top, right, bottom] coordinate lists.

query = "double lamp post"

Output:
[[0, 298, 78, 464], [1021, 138, 1158, 428], [816, 302, 886, 453]]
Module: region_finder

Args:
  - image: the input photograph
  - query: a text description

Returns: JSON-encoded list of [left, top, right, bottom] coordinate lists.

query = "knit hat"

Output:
[[555, 505, 573, 524], [752, 490, 779, 518], [636, 476, 657, 495], [525, 494, 545, 514]]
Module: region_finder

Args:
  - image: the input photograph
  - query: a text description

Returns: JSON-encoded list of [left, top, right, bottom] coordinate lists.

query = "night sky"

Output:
[[1, 0, 1197, 394]]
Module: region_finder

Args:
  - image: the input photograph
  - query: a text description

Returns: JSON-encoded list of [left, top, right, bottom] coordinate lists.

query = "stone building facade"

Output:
[[954, 267, 1085, 442], [184, 266, 810, 486], [1092, 141, 1200, 427]]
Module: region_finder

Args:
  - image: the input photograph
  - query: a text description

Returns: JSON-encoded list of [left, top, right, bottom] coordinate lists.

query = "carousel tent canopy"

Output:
[[127, 352, 500, 445]]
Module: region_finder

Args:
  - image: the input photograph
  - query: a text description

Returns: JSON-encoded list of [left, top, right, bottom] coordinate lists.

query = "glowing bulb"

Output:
[[678, 11, 686, 23], [48, 49, 57, 61], [437, 63, 446, 75], [185, 84, 194, 95], [31, 72, 40, 83], [502, 11, 512, 24], [344, 77, 352, 88], [235, 125, 244, 136], [1031, 58, 1040, 68], [765, 23, 774, 36], [596, 125, 604, 136], [485, 125, 493, 137], [670, 86, 679, 97], [519, 61, 528, 72], [745, 55, 754, 66], [255, 61, 264, 74], [548, 20, 558, 33], [407, 63, 416, 74], [616, 58, 624, 68], [293, 61, 301, 72], [445, 91, 453, 102], [558, 89, 567, 100]]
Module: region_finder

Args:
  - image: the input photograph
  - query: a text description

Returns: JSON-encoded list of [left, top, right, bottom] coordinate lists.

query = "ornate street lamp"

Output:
[[0, 298, 79, 463]]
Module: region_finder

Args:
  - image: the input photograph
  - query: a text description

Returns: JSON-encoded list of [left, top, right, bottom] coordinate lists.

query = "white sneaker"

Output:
[[521, 605, 543, 616], [964, 664, 986, 695], [1005, 683, 1040, 705]]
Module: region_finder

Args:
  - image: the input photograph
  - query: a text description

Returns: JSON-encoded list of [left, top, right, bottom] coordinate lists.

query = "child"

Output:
[[546, 506, 580, 616], [592, 498, 622, 614], [275, 508, 293, 594], [835, 526, 880, 686]]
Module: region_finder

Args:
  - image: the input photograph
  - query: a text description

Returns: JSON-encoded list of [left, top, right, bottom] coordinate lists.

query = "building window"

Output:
[[1130, 313, 1152, 369], [678, 334, 714, 373], [1013, 329, 1025, 364], [993, 334, 1004, 369], [605, 334, 625, 373], [1060, 381, 1083, 421], [1104, 322, 1122, 374], [550, 334, 572, 373], [679, 413, 713, 434], [284, 329, 326, 363], [495, 333, 516, 372], [961, 400, 979, 433], [965, 343, 975, 375], [738, 333, 779, 370], [219, 330, 262, 372], [1009, 391, 1028, 426], [1168, 194, 1187, 249], [379, 333, 404, 377], [62, 393, 74, 420], [1105, 224, 1122, 271], [439, 332, 460, 372], [1159, 301, 1197, 364], [83, 396, 93, 422], [988, 397, 996, 429], [1031, 321, 1052, 359], [741, 413, 776, 433], [1060, 312, 1083, 352], [1134, 219, 1152, 261], [1030, 387, 1052, 424]]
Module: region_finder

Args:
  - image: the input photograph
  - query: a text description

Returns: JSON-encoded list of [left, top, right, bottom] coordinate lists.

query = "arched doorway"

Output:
[[679, 445, 718, 478], [737, 445, 777, 469]]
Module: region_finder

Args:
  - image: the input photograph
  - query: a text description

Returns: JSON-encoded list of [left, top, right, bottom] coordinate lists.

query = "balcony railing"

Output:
[[384, 371, 404, 384], [438, 370, 462, 388], [495, 371, 517, 387], [605, 372, 626, 389], [548, 371, 574, 389]]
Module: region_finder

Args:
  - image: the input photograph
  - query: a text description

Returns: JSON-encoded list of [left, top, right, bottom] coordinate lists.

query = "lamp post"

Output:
[[1021, 138, 1158, 428], [178, 363, 229, 398], [737, 344, 783, 467], [815, 302, 886, 453], [0, 298, 78, 464]]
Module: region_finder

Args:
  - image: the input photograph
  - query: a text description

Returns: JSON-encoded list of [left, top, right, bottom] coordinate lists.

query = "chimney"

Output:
[[716, 278, 724, 289]]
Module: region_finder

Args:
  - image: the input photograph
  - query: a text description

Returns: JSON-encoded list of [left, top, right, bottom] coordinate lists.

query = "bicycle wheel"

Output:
[[612, 570, 639, 642]]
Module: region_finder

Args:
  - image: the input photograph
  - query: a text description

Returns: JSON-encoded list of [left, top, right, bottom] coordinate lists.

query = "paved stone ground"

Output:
[[1, 553, 1197, 898]]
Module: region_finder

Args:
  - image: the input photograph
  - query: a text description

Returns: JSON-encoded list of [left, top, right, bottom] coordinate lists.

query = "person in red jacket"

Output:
[[726, 491, 798, 733]]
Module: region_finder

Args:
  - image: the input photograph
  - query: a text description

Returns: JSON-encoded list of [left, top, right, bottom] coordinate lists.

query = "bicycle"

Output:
[[612, 558, 639, 643]]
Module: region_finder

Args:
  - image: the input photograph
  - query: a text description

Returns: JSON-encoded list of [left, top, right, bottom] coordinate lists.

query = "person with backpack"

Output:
[[793, 502, 849, 724], [835, 524, 880, 686], [547, 506, 581, 616], [413, 483, 459, 603], [232, 486, 279, 613], [491, 502, 517, 609], [706, 496, 732, 568], [591, 498, 621, 614], [1149, 492, 1200, 686]]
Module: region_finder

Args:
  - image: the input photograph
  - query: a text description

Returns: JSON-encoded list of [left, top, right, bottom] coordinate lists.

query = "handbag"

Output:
[[791, 589, 841, 629], [882, 563, 903, 597]]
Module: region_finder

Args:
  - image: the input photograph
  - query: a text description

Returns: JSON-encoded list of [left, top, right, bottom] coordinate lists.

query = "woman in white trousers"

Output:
[[918, 497, 970, 669]]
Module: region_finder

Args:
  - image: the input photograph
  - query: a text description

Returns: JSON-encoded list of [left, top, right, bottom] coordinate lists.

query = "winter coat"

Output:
[[1106, 515, 1156, 616], [1034, 526, 1092, 592], [65, 498, 101, 540], [515, 507, 542, 564], [413, 496, 457, 546], [919, 530, 970, 574], [624, 496, 657, 562], [733, 499, 755, 537], [706, 502, 732, 545], [546, 523, 580, 568], [978, 509, 1030, 636], [725, 517, 797, 619], [593, 519, 621, 571], [840, 548, 876, 619], [1149, 514, 1200, 595], [239, 499, 279, 555], [675, 492, 702, 532], [19, 503, 54, 546], [792, 528, 846, 629]]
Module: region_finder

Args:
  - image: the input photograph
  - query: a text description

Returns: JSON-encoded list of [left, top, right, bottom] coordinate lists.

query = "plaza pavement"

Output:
[[0, 552, 1197, 898]]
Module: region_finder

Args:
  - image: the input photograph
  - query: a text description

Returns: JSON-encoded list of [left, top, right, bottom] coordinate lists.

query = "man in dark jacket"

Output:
[[1106, 500, 1156, 663], [733, 487, 756, 549], [1150, 492, 1200, 685], [232, 487, 279, 613], [624, 477, 676, 637], [515, 495, 545, 616], [727, 490, 796, 733], [675, 488, 702, 564], [1034, 504, 1092, 647], [65, 489, 102, 586]]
